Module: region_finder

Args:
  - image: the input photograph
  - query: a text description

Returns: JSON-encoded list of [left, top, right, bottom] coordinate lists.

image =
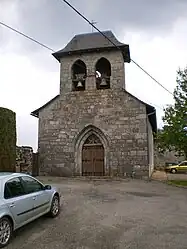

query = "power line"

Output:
[[131, 60, 173, 96], [0, 21, 55, 52], [60, 0, 174, 97], [0, 20, 165, 110], [0, 17, 173, 98], [133, 94, 164, 110]]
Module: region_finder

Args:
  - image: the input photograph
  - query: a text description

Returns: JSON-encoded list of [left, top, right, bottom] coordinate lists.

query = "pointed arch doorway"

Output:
[[82, 134, 104, 176]]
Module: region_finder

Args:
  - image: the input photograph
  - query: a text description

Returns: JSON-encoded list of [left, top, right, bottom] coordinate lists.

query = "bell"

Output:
[[77, 81, 83, 87], [100, 78, 107, 86], [96, 71, 101, 78]]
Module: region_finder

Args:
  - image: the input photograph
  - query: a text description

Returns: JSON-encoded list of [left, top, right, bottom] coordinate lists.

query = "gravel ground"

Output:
[[7, 178, 187, 249]]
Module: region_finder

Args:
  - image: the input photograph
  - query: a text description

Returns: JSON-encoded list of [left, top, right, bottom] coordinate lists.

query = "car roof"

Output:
[[0, 172, 31, 180]]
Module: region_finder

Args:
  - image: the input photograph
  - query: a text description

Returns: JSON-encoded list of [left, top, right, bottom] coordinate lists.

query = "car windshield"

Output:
[[179, 162, 187, 166]]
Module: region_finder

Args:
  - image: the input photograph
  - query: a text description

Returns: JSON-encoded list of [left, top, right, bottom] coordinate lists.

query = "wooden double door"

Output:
[[82, 134, 104, 176]]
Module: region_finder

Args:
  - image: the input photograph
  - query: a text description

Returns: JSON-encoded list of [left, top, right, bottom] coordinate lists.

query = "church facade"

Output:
[[31, 31, 157, 178]]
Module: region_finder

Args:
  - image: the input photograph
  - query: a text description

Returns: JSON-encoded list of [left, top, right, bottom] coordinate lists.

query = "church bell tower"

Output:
[[52, 30, 130, 94]]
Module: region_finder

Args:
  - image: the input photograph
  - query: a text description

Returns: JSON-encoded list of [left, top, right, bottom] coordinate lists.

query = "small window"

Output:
[[4, 178, 25, 199], [21, 176, 44, 194]]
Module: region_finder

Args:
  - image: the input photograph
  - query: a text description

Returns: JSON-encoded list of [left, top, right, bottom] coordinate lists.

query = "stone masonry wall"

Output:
[[16, 146, 33, 174], [60, 50, 126, 94], [38, 89, 149, 177], [37, 49, 152, 177]]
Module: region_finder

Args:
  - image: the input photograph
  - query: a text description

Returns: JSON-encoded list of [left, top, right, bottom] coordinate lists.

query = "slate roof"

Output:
[[52, 30, 130, 63], [30, 91, 157, 133]]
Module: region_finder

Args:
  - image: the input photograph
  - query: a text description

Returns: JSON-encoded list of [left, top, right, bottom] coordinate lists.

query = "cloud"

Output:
[[1, 0, 187, 151], [0, 52, 59, 151], [1, 0, 187, 52], [16, 114, 38, 152], [94, 0, 187, 33], [0, 53, 59, 113], [0, 0, 19, 48], [1, 0, 187, 71]]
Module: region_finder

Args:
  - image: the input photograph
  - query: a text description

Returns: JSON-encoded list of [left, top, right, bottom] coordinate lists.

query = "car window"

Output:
[[4, 177, 25, 199], [21, 176, 44, 194], [179, 161, 187, 166]]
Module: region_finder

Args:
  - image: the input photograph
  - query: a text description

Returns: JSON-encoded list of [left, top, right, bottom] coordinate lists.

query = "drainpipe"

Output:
[[146, 111, 156, 179]]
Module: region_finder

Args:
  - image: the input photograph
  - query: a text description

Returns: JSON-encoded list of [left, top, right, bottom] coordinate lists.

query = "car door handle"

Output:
[[9, 203, 15, 208], [33, 196, 36, 200]]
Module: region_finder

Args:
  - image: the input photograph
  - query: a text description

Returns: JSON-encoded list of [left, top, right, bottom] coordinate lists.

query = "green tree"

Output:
[[156, 67, 187, 158]]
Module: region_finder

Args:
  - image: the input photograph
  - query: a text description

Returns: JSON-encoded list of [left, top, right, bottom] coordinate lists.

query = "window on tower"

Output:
[[95, 57, 111, 90], [72, 60, 87, 91]]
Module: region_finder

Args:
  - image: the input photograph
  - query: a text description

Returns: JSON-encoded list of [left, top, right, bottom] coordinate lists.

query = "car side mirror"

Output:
[[44, 185, 52, 190]]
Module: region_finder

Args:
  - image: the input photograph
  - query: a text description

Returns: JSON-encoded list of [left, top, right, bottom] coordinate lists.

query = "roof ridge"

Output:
[[75, 30, 112, 37]]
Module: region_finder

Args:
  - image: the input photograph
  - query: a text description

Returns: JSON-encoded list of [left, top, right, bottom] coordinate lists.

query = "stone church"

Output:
[[31, 30, 157, 178]]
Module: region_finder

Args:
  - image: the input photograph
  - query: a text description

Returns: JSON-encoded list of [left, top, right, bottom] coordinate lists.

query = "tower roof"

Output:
[[52, 30, 130, 63]]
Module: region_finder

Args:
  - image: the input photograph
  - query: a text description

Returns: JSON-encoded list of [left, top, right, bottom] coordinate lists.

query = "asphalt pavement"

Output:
[[7, 178, 187, 249]]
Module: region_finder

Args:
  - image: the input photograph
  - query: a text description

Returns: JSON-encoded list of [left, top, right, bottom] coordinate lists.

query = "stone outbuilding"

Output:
[[31, 30, 157, 178]]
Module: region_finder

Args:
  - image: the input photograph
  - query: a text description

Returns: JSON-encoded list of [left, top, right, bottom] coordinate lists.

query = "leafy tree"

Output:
[[156, 67, 187, 158]]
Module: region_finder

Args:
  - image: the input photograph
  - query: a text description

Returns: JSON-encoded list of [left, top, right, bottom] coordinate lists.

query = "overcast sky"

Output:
[[0, 0, 187, 152]]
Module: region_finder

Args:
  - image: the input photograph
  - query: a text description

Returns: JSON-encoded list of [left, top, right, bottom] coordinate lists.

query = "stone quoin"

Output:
[[31, 30, 157, 178]]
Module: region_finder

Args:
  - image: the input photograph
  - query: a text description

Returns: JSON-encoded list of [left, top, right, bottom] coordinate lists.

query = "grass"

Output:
[[167, 180, 187, 187]]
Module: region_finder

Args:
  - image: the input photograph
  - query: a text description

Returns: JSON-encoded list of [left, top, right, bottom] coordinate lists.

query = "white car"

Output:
[[0, 172, 61, 247]]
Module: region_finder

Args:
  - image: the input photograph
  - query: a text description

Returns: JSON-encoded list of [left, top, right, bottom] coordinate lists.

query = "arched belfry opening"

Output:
[[72, 60, 87, 91], [82, 134, 104, 176], [95, 57, 111, 89]]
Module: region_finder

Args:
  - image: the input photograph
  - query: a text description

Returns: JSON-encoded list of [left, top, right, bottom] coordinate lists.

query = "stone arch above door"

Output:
[[74, 125, 109, 176]]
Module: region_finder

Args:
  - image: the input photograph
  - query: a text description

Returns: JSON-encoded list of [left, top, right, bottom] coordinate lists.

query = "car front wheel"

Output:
[[0, 217, 13, 248], [49, 195, 60, 218], [171, 168, 177, 174]]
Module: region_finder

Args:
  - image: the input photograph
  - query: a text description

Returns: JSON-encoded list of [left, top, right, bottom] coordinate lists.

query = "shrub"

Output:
[[0, 107, 16, 172]]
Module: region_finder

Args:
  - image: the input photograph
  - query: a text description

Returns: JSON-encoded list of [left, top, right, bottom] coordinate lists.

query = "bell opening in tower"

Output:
[[95, 57, 111, 90], [72, 60, 87, 91]]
